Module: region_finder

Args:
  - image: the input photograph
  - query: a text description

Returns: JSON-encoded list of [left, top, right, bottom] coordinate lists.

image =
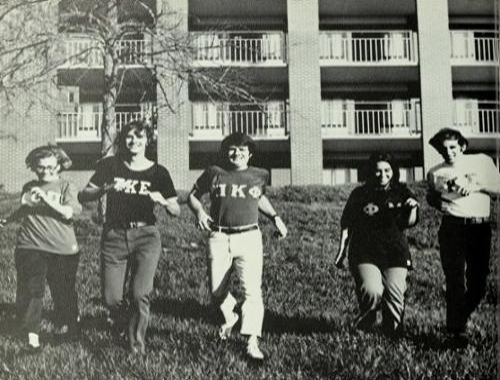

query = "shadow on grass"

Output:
[[151, 297, 216, 325], [263, 310, 341, 335], [0, 302, 17, 338]]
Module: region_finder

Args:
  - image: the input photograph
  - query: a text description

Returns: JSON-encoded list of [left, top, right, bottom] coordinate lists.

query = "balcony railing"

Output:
[[191, 102, 288, 139], [450, 30, 499, 65], [60, 37, 152, 67], [452, 100, 499, 135], [191, 32, 287, 66], [320, 31, 418, 65], [321, 100, 421, 138], [57, 104, 156, 141]]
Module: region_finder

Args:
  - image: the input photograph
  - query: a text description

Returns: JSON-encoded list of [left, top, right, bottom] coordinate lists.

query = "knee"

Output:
[[360, 282, 384, 303]]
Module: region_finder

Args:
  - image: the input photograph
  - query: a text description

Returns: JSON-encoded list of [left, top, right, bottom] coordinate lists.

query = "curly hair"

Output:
[[429, 128, 468, 152], [25, 144, 72, 171], [217, 132, 256, 167]]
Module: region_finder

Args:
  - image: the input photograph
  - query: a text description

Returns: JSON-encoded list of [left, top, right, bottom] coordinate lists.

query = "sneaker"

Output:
[[218, 313, 239, 341], [246, 337, 264, 361]]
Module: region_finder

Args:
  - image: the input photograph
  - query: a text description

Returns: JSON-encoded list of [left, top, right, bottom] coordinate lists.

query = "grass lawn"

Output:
[[0, 183, 497, 380]]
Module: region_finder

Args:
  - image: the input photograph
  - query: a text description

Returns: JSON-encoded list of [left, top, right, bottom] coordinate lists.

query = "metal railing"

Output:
[[61, 37, 152, 67], [191, 102, 288, 138], [321, 100, 421, 137], [192, 31, 286, 66], [452, 100, 499, 135], [450, 30, 499, 64], [57, 105, 156, 141], [319, 31, 418, 65]]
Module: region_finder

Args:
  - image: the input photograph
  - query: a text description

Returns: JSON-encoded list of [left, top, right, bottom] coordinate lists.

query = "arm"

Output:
[[334, 228, 350, 268], [31, 187, 74, 220], [187, 188, 213, 231], [258, 195, 287, 238], [78, 182, 114, 203], [402, 198, 419, 228], [149, 192, 180, 217]]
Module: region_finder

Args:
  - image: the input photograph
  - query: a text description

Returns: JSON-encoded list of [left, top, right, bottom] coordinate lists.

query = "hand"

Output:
[[149, 191, 168, 205], [453, 177, 481, 197], [30, 187, 47, 202], [273, 216, 287, 238], [196, 211, 213, 231], [334, 249, 346, 269], [405, 198, 419, 208]]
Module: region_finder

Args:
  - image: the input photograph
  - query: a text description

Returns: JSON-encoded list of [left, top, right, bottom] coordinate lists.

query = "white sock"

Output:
[[28, 333, 40, 348]]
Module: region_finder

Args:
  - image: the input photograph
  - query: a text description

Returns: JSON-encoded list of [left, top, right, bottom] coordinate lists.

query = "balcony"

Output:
[[319, 31, 418, 66], [321, 99, 421, 138], [191, 31, 287, 67], [450, 30, 499, 65], [59, 36, 152, 68], [452, 100, 499, 136], [57, 103, 156, 142], [191, 102, 288, 140]]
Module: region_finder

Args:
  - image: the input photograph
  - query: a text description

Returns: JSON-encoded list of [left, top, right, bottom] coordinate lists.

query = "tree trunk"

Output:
[[101, 45, 118, 158]]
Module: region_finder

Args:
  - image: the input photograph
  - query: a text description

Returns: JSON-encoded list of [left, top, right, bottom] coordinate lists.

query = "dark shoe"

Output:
[[22, 344, 43, 355], [445, 332, 469, 349]]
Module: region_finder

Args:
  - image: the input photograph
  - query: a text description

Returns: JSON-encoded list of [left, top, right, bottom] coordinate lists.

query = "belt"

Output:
[[105, 221, 155, 229], [211, 224, 259, 234], [443, 215, 490, 225]]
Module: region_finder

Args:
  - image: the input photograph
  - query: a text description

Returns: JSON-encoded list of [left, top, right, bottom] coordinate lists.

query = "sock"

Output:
[[28, 332, 40, 348]]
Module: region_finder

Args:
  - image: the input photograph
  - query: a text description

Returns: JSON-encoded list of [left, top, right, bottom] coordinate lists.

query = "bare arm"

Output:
[[334, 228, 350, 268], [78, 183, 109, 203], [31, 187, 74, 220], [187, 188, 213, 231], [149, 192, 180, 217], [258, 195, 287, 237]]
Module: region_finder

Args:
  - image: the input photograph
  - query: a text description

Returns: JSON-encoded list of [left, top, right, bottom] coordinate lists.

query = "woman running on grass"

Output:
[[78, 120, 180, 355], [335, 152, 419, 337], [0, 145, 81, 352]]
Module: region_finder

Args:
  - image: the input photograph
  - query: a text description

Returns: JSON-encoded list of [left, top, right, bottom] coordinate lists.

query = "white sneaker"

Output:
[[246, 337, 264, 360], [218, 313, 239, 340]]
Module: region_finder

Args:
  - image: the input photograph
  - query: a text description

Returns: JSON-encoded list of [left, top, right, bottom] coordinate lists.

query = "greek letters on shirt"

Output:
[[114, 177, 152, 195], [213, 183, 262, 199]]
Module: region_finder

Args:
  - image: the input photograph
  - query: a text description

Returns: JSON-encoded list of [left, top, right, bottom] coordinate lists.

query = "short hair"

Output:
[[25, 144, 72, 171], [116, 120, 156, 159], [429, 128, 468, 152], [366, 152, 400, 186], [219, 133, 256, 156]]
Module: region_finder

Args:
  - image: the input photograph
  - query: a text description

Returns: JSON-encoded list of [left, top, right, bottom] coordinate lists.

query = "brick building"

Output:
[[0, 0, 498, 191]]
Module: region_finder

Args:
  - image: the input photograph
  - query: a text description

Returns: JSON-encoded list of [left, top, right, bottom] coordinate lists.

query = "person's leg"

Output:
[[438, 222, 467, 334], [381, 267, 408, 335], [46, 252, 80, 333], [464, 224, 491, 320], [231, 230, 264, 338], [100, 228, 130, 331], [207, 232, 237, 332], [350, 263, 384, 330], [127, 226, 162, 353], [231, 229, 264, 359], [15, 249, 47, 348]]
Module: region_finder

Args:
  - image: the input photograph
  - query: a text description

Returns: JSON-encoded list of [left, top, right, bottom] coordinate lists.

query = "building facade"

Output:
[[0, 0, 498, 191]]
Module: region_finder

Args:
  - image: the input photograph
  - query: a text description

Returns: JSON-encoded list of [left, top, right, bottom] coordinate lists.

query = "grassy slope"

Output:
[[0, 183, 496, 380]]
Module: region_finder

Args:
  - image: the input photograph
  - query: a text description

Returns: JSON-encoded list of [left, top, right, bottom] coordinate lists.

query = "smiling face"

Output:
[[439, 138, 465, 164], [125, 128, 148, 156], [227, 145, 251, 170], [374, 161, 393, 188], [35, 156, 60, 182]]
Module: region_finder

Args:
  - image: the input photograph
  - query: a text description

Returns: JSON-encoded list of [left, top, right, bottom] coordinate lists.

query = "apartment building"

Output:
[[0, 0, 498, 191]]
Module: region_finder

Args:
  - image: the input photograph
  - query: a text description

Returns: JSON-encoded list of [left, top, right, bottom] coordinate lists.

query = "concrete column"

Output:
[[156, 0, 191, 190], [416, 0, 454, 173], [287, 0, 323, 185]]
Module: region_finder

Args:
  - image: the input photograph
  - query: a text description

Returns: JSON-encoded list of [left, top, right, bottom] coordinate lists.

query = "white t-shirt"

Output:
[[427, 153, 500, 218]]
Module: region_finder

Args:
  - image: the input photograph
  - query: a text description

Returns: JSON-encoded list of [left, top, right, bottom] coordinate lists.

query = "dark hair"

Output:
[[217, 133, 256, 166], [25, 144, 72, 171], [116, 120, 156, 160], [429, 128, 468, 152], [366, 152, 400, 187]]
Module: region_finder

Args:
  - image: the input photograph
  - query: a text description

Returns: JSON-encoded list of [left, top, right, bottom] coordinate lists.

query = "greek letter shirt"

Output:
[[89, 156, 177, 224], [340, 184, 415, 268], [194, 165, 269, 227], [16, 179, 81, 255], [427, 153, 500, 218]]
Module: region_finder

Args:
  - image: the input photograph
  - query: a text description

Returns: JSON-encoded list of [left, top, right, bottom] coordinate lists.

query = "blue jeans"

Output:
[[15, 249, 80, 333], [100, 225, 161, 351]]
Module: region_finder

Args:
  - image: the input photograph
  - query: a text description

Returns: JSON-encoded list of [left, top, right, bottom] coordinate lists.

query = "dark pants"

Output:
[[15, 249, 80, 333], [100, 225, 162, 352], [438, 220, 491, 334]]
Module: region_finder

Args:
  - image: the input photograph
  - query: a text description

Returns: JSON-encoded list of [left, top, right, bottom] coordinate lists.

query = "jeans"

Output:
[[351, 263, 407, 333], [100, 225, 162, 351], [438, 220, 491, 333], [208, 229, 264, 337], [15, 249, 80, 333]]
